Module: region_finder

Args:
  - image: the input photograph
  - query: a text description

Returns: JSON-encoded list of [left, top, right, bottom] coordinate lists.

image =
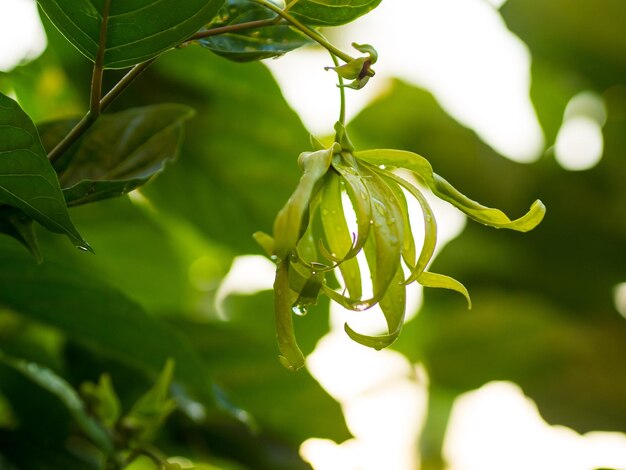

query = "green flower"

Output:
[[325, 43, 378, 90], [255, 123, 545, 371]]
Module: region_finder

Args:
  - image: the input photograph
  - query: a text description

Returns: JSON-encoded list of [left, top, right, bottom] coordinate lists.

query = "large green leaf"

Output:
[[0, 239, 218, 412], [37, 0, 225, 69], [129, 47, 310, 253], [289, 0, 383, 26], [39, 104, 194, 207], [0, 93, 88, 251], [199, 0, 312, 62]]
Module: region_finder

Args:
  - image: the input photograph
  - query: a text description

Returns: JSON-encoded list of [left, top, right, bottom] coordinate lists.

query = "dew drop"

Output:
[[77, 245, 89, 252], [270, 255, 278, 262], [292, 305, 308, 316], [378, 164, 386, 170], [353, 301, 370, 311], [425, 215, 433, 223]]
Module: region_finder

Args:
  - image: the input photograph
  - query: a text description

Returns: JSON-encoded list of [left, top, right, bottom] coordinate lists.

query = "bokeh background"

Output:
[[0, 0, 625, 469]]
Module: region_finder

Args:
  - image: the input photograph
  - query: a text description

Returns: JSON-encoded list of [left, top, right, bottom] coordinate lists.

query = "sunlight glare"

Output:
[[555, 92, 606, 171], [614, 282, 626, 319], [0, 0, 46, 71], [267, 0, 544, 162], [444, 382, 626, 470]]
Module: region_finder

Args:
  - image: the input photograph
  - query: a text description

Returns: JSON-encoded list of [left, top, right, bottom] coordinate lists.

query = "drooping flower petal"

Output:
[[355, 149, 546, 231]]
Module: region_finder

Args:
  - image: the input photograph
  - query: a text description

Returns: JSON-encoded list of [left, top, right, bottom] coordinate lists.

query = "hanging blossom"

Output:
[[255, 123, 545, 371]]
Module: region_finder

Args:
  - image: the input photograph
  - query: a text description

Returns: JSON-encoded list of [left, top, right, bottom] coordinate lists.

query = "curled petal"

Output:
[[355, 149, 546, 232], [272, 146, 335, 258], [417, 271, 472, 309], [274, 261, 305, 371], [319, 172, 362, 298], [381, 171, 437, 285]]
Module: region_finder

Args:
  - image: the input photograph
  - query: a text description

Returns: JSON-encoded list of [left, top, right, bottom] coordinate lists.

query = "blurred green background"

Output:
[[0, 0, 625, 468]]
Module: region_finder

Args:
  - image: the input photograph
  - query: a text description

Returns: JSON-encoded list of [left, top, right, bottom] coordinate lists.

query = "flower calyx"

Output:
[[325, 43, 378, 90]]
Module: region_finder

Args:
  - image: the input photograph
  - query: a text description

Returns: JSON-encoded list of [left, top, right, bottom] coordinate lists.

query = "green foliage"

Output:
[[37, 0, 224, 68], [0, 0, 623, 468], [289, 0, 383, 26], [0, 93, 89, 253], [199, 0, 312, 62], [44, 104, 194, 206]]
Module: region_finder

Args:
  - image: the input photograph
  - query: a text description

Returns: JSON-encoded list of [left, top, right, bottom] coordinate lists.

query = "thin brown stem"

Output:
[[190, 18, 281, 41], [48, 60, 154, 164], [89, 0, 111, 119]]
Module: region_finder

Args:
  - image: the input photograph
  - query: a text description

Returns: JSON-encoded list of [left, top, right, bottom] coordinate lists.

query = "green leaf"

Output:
[[0, 240, 219, 414], [0, 351, 113, 454], [40, 104, 194, 207], [355, 148, 546, 232], [0, 93, 89, 251], [0, 206, 41, 262], [135, 47, 311, 253], [80, 373, 121, 429], [198, 0, 312, 62], [37, 0, 225, 69], [122, 359, 177, 445], [290, 0, 383, 26]]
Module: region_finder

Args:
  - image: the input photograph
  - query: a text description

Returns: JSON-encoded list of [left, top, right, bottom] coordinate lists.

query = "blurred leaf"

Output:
[[168, 290, 350, 444], [0, 92, 88, 251], [80, 374, 121, 429], [0, 351, 113, 453], [199, 0, 312, 62], [37, 0, 224, 69], [0, 430, 98, 470], [0, 51, 83, 123], [290, 0, 382, 26], [351, 80, 626, 434], [35, 196, 205, 314], [501, 0, 626, 91], [39, 104, 194, 207], [122, 359, 177, 445], [0, 206, 41, 262], [127, 47, 310, 253], [0, 239, 219, 413]]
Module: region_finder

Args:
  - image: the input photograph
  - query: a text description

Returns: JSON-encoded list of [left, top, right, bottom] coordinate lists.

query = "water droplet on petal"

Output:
[[270, 255, 278, 262], [353, 301, 370, 311], [378, 164, 386, 170], [292, 305, 308, 316]]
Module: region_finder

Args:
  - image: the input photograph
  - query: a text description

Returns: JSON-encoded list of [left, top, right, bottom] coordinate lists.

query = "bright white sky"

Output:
[[1, 1, 624, 469]]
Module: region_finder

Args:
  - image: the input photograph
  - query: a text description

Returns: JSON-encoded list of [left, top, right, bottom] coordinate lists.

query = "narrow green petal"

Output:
[[382, 175, 416, 267], [274, 261, 305, 371], [382, 171, 438, 285], [360, 165, 404, 299], [253, 231, 275, 258], [417, 271, 472, 309], [332, 156, 372, 262], [272, 147, 334, 258], [344, 251, 406, 350], [320, 172, 362, 299], [355, 149, 545, 232]]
